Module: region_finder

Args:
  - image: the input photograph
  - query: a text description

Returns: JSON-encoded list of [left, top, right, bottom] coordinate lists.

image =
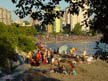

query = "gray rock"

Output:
[[14, 64, 31, 72]]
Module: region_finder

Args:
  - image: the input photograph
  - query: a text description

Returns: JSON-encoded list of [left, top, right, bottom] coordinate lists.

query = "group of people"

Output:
[[15, 42, 94, 76], [24, 42, 62, 67], [69, 47, 94, 64], [26, 48, 54, 66], [49, 60, 77, 75]]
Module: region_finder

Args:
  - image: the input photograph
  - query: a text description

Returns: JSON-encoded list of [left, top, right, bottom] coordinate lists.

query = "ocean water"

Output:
[[46, 41, 108, 55]]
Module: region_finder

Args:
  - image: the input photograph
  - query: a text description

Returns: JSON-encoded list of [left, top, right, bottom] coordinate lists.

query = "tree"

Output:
[[0, 36, 16, 68], [18, 35, 36, 52], [89, 0, 108, 43], [73, 23, 82, 35], [11, 0, 88, 27], [0, 23, 36, 68], [11, 0, 108, 43], [88, 0, 108, 60]]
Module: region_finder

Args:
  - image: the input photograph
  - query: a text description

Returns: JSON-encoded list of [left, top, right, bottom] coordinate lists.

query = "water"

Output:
[[46, 41, 108, 55]]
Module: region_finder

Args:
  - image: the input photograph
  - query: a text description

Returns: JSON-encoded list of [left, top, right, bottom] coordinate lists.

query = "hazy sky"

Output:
[[0, 0, 18, 21], [0, 0, 69, 21]]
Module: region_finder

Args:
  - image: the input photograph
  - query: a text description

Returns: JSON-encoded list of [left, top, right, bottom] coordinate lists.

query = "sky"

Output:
[[0, 0, 19, 21], [0, 0, 69, 21]]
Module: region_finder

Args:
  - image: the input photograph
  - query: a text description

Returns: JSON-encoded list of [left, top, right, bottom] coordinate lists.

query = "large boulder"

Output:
[[14, 64, 31, 72]]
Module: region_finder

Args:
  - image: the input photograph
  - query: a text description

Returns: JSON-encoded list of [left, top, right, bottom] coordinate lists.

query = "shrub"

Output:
[[72, 23, 82, 35], [0, 22, 36, 68]]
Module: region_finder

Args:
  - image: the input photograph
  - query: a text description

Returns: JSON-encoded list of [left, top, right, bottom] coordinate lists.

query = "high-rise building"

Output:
[[65, 7, 71, 25], [64, 7, 71, 32], [64, 5, 90, 32], [0, 7, 11, 25], [47, 22, 53, 33], [53, 6, 62, 33]]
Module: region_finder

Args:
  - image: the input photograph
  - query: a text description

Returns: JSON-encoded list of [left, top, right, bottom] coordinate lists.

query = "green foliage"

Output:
[[0, 23, 8, 33], [25, 27, 37, 35], [12, 0, 88, 23], [88, 29, 97, 36], [18, 35, 36, 52], [63, 26, 71, 34], [0, 38, 16, 68], [17, 26, 37, 36], [72, 23, 82, 35], [0, 22, 36, 68], [89, 0, 108, 43]]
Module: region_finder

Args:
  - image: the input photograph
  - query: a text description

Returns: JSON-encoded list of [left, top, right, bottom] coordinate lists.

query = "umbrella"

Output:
[[58, 45, 68, 54]]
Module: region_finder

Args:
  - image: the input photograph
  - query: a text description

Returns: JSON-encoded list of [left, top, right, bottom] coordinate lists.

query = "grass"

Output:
[[64, 60, 108, 81], [22, 59, 108, 81]]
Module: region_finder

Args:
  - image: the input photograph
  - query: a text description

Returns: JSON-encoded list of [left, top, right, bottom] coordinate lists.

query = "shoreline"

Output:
[[36, 35, 100, 44], [43, 39, 98, 44]]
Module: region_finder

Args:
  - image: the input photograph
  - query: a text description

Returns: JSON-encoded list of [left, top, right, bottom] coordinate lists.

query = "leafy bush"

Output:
[[18, 35, 36, 52], [0, 22, 36, 68], [0, 38, 16, 68], [72, 23, 82, 35], [88, 29, 97, 36]]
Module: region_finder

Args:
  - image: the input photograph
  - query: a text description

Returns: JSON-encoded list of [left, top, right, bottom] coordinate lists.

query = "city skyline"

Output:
[[0, 7, 11, 25], [0, 0, 69, 22]]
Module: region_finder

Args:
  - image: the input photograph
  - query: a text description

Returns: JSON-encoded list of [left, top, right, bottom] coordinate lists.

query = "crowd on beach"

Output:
[[15, 41, 94, 76]]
